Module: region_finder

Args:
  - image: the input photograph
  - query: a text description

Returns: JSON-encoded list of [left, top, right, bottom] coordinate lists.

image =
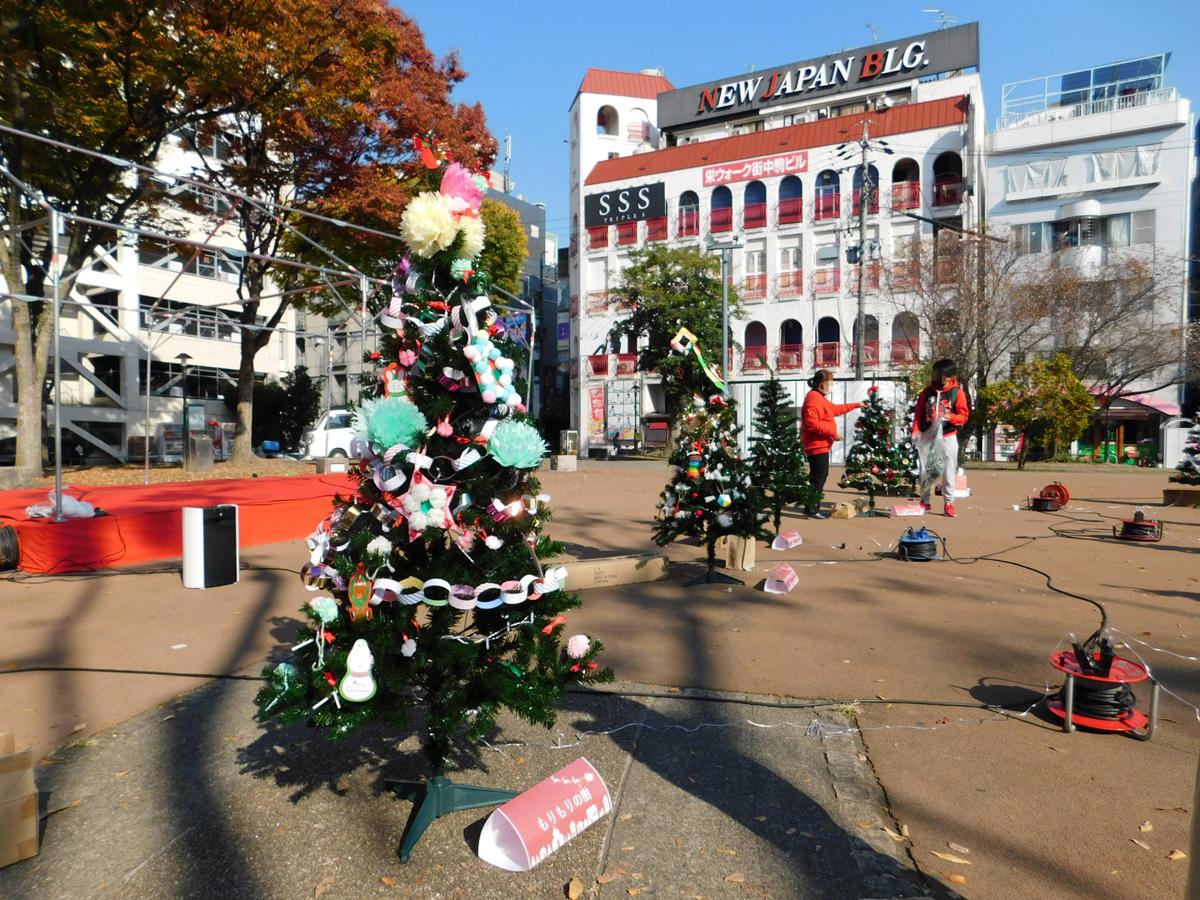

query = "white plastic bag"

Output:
[[915, 396, 948, 495], [25, 491, 95, 519]]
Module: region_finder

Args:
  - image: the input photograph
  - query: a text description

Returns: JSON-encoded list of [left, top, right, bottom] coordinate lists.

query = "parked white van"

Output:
[[301, 409, 355, 459]]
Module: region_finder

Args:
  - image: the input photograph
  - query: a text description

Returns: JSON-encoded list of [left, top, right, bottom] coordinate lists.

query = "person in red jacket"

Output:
[[801, 370, 861, 518], [912, 358, 971, 517]]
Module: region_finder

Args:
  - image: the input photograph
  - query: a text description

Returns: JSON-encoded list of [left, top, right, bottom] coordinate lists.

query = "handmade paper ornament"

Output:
[[309, 596, 339, 625], [463, 329, 522, 407], [395, 469, 456, 538], [346, 563, 373, 621], [487, 419, 549, 469], [401, 637, 417, 657], [338, 639, 377, 702], [566, 635, 591, 659], [354, 396, 428, 455], [716, 493, 731, 508], [381, 363, 405, 397], [687, 453, 703, 479]]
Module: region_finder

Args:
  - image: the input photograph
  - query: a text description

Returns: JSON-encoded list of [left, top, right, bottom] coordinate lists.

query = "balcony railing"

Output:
[[778, 197, 803, 225], [849, 262, 881, 292], [585, 291, 609, 314], [851, 188, 879, 215], [996, 86, 1178, 131], [935, 255, 960, 286], [813, 266, 841, 294], [814, 190, 840, 221], [742, 274, 767, 301], [617, 222, 638, 246], [891, 338, 920, 365], [711, 207, 733, 233], [744, 202, 767, 229], [851, 340, 880, 367], [588, 354, 610, 377], [615, 353, 638, 376], [777, 344, 804, 371], [932, 175, 963, 207], [587, 226, 608, 249], [890, 260, 920, 289], [777, 270, 804, 297], [678, 208, 699, 237], [814, 342, 840, 368], [646, 216, 668, 241], [742, 347, 769, 371], [891, 181, 920, 210]]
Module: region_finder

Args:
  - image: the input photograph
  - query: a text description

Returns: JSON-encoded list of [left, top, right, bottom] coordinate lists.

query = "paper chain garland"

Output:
[[364, 565, 568, 610]]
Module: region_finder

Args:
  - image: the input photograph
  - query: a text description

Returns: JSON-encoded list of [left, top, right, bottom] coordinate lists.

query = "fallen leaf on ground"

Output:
[[1048, 746, 1065, 752], [1131, 839, 1151, 850], [626, 889, 643, 897], [380, 876, 397, 887], [597, 866, 627, 884], [1139, 822, 1153, 833], [785, 828, 797, 836], [754, 816, 767, 822], [899, 824, 910, 838], [314, 874, 335, 898], [942, 872, 967, 885], [1168, 849, 1188, 862], [160, 715, 176, 722], [673, 836, 681, 848], [1155, 806, 1189, 813], [619, 813, 633, 822], [566, 876, 584, 899], [724, 873, 745, 884], [947, 842, 970, 855], [931, 851, 971, 865], [620, 845, 635, 851], [715, 848, 737, 857], [334, 777, 350, 792], [68, 723, 86, 735], [114, 771, 130, 778], [881, 827, 906, 842]]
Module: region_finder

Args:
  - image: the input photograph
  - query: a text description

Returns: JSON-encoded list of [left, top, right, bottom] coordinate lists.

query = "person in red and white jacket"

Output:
[[912, 358, 971, 517], [801, 370, 861, 519]]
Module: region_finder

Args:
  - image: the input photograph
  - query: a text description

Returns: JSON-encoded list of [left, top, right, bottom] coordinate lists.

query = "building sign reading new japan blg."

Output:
[[584, 182, 666, 227], [656, 22, 979, 128]]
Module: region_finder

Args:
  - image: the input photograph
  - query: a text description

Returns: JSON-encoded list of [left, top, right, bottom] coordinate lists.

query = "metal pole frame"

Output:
[[49, 207, 63, 521]]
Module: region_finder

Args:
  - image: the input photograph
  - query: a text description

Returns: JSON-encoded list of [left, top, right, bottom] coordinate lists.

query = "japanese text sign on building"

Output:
[[477, 757, 612, 871], [702, 151, 808, 187]]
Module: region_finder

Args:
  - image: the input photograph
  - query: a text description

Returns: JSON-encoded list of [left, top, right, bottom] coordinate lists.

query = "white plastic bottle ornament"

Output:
[[338, 639, 377, 702]]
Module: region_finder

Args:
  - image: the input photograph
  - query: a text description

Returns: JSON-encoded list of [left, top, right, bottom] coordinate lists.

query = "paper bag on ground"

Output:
[[716, 535, 756, 572]]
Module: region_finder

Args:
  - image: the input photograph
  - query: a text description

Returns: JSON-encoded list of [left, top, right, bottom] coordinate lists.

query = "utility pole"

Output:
[[855, 119, 870, 379], [708, 236, 742, 398]]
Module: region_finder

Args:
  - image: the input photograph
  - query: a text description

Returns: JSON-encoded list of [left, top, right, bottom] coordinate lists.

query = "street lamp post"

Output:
[[707, 236, 742, 398], [176, 352, 192, 468]]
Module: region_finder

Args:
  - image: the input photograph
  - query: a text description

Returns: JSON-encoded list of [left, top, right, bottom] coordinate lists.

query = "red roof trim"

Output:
[[584, 96, 969, 186], [577, 68, 675, 101]]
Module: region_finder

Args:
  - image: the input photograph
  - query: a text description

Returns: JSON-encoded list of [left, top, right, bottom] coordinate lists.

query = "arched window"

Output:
[[711, 186, 733, 233], [779, 175, 803, 224], [744, 180, 767, 229], [597, 105, 619, 136], [815, 317, 840, 368], [852, 314, 880, 366], [779, 320, 803, 371], [932, 151, 963, 206], [892, 158, 920, 210], [852, 164, 879, 214], [743, 321, 768, 370], [678, 190, 700, 237], [891, 312, 920, 365], [627, 107, 650, 143], [814, 170, 840, 221]]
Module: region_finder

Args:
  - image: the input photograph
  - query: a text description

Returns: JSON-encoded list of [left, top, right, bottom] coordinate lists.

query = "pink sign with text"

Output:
[[477, 757, 612, 871]]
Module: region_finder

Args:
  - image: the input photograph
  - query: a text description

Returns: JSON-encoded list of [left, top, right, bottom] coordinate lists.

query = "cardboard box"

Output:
[[556, 552, 668, 590], [0, 733, 38, 869]]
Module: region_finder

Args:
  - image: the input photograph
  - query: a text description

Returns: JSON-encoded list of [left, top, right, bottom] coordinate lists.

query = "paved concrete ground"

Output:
[[2, 461, 1198, 899], [1, 677, 939, 899]]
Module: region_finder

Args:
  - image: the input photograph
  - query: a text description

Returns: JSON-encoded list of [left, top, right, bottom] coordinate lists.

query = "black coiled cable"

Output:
[[1059, 679, 1137, 720], [1116, 518, 1161, 541], [897, 537, 939, 561]]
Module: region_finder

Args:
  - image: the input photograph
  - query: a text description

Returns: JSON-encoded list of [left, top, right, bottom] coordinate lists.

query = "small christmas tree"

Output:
[[254, 136, 611, 862], [840, 386, 911, 511], [1171, 420, 1200, 484], [656, 392, 767, 583], [749, 376, 811, 535]]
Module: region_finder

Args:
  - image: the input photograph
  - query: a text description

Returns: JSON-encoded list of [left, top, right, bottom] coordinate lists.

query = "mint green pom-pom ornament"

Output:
[[354, 396, 428, 454], [487, 419, 548, 469]]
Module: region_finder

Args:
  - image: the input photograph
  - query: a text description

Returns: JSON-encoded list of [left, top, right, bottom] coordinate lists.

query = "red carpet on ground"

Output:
[[0, 475, 354, 574]]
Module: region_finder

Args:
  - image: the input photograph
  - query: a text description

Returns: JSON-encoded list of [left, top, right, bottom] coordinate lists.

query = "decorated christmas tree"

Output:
[[656, 387, 767, 583], [749, 376, 812, 535], [1171, 420, 1200, 484], [254, 136, 611, 861], [839, 386, 913, 511]]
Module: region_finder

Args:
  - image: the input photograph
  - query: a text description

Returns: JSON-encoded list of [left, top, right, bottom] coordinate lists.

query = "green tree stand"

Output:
[[388, 775, 516, 863]]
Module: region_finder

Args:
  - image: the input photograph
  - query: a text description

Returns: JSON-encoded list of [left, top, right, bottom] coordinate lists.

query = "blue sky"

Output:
[[406, 1, 1200, 242]]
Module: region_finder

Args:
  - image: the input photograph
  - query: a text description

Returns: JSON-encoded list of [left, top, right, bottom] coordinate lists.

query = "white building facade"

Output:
[[986, 53, 1194, 445], [0, 132, 299, 463], [568, 24, 985, 453]]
